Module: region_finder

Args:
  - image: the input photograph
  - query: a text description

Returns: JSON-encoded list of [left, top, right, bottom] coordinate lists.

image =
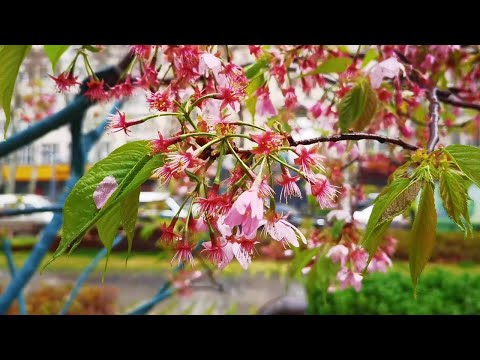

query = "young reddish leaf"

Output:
[[338, 80, 378, 132], [352, 81, 378, 132], [338, 82, 366, 132], [409, 182, 437, 296]]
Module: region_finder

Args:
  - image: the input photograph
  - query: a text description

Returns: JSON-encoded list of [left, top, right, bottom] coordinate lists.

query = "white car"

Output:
[[0, 194, 54, 232], [138, 192, 187, 220], [352, 193, 410, 229]]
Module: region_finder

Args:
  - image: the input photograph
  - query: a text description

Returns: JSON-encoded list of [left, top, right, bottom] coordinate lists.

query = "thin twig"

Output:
[[287, 132, 419, 151], [341, 156, 360, 170], [436, 96, 480, 112]]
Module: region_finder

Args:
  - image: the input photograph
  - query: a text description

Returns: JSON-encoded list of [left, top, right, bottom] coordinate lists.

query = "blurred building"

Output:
[[0, 46, 173, 200]]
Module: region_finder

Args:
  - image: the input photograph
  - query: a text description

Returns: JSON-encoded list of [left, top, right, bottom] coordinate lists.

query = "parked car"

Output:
[[275, 203, 326, 228], [138, 191, 187, 220], [353, 202, 410, 229], [0, 194, 54, 233], [353, 184, 480, 232]]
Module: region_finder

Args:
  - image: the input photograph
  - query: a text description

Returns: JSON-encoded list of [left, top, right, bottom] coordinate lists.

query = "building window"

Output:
[[41, 143, 59, 164], [17, 145, 34, 164]]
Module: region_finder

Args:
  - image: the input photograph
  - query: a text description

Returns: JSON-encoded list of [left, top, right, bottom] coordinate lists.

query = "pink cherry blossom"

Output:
[[369, 57, 405, 89], [199, 52, 222, 79], [263, 212, 306, 247], [202, 239, 231, 267], [49, 71, 79, 93], [84, 79, 107, 101], [276, 170, 302, 202], [165, 147, 204, 174], [382, 236, 398, 256], [350, 246, 369, 273], [368, 251, 392, 273], [130, 45, 153, 60], [93, 175, 118, 210], [255, 87, 277, 117], [232, 233, 259, 270], [224, 186, 264, 236], [171, 240, 195, 266], [282, 87, 298, 110], [147, 86, 172, 112], [309, 174, 340, 209], [308, 102, 323, 119], [326, 245, 349, 267], [218, 82, 246, 112], [400, 122, 415, 138], [337, 269, 363, 292], [294, 144, 325, 178]]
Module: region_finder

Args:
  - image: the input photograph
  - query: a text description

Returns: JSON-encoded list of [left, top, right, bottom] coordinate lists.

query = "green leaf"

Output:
[[338, 80, 377, 132], [246, 95, 257, 122], [352, 81, 378, 131], [409, 182, 437, 295], [331, 219, 345, 239], [306, 253, 339, 304], [379, 179, 422, 224], [121, 187, 141, 260], [82, 45, 101, 53], [43, 45, 70, 72], [445, 145, 480, 189], [288, 247, 321, 279], [0, 45, 31, 138], [96, 203, 121, 275], [302, 57, 353, 76], [48, 141, 164, 265], [439, 168, 472, 237], [362, 177, 420, 257], [361, 48, 378, 68], [245, 59, 268, 79], [246, 73, 265, 96]]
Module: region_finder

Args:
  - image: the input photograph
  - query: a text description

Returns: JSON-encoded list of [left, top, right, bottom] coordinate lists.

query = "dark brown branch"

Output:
[[427, 88, 440, 152], [436, 96, 480, 112], [288, 132, 419, 151], [394, 50, 480, 113]]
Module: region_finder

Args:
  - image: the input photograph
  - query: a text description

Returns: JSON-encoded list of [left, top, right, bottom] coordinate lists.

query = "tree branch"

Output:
[[394, 49, 480, 113], [435, 96, 480, 112], [288, 132, 419, 151], [427, 88, 440, 152]]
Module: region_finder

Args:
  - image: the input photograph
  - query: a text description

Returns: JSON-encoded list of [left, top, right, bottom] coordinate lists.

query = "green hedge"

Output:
[[307, 270, 480, 315], [390, 229, 480, 262]]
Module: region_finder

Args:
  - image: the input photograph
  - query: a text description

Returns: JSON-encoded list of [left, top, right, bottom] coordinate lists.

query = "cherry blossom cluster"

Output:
[[305, 211, 398, 292], [51, 45, 479, 280]]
